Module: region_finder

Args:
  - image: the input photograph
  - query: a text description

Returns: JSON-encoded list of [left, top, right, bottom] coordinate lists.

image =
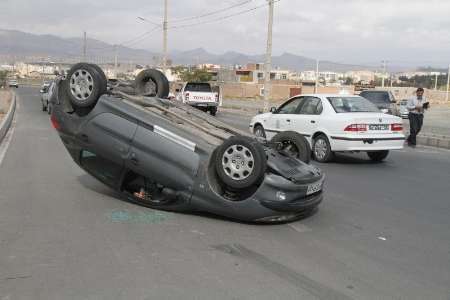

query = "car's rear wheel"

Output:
[[313, 134, 334, 163], [271, 131, 311, 164], [253, 125, 266, 139], [89, 64, 108, 95], [367, 150, 389, 162], [134, 69, 170, 98], [215, 136, 266, 190], [209, 107, 217, 116], [65, 63, 106, 109]]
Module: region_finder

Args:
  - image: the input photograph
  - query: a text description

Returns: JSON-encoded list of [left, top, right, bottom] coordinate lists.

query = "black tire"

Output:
[[253, 125, 266, 139], [312, 134, 334, 163], [215, 136, 267, 190], [367, 150, 389, 162], [134, 69, 170, 98], [65, 63, 106, 109], [209, 107, 217, 116], [89, 64, 108, 95], [271, 131, 311, 164]]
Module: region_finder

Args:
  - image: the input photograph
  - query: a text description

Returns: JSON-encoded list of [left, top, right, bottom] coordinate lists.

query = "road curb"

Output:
[[0, 93, 16, 144], [417, 135, 450, 150]]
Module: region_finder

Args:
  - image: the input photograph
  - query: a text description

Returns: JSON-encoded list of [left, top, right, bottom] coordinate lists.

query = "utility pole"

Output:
[[314, 59, 319, 93], [114, 45, 118, 78], [434, 73, 438, 90], [263, 0, 274, 112], [83, 31, 87, 62], [381, 60, 387, 88], [162, 0, 168, 75], [446, 64, 450, 102]]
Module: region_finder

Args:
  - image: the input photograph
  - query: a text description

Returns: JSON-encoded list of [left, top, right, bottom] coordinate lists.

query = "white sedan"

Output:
[[249, 94, 405, 162]]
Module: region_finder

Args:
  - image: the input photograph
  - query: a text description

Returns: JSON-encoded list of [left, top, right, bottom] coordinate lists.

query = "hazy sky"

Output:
[[1, 0, 449, 67]]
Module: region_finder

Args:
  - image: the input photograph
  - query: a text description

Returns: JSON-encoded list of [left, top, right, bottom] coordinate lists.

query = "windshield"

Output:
[[327, 96, 380, 113], [185, 83, 212, 92], [360, 91, 391, 104]]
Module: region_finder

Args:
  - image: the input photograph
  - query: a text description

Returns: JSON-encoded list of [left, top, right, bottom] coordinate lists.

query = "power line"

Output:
[[169, 0, 280, 30], [87, 26, 160, 52], [170, 0, 253, 24]]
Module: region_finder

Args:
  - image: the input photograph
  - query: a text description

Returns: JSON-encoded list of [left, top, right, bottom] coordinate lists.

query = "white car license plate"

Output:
[[369, 124, 389, 131], [307, 179, 323, 196]]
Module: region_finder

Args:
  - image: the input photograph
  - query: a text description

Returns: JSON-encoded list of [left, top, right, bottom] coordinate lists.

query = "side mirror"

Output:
[[270, 107, 277, 113]]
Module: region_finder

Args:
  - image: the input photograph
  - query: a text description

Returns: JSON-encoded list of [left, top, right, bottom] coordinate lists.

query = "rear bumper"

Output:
[[330, 135, 405, 151], [185, 101, 218, 108]]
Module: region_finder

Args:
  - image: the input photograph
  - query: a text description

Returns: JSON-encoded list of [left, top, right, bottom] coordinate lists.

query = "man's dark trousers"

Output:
[[407, 113, 424, 145]]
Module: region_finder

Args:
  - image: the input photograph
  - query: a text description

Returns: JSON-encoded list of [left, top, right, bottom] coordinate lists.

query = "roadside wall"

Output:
[[377, 87, 450, 104], [222, 82, 302, 101]]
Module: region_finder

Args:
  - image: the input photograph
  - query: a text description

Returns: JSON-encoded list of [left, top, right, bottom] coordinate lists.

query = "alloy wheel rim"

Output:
[[69, 69, 94, 101], [222, 145, 254, 181], [314, 139, 327, 160]]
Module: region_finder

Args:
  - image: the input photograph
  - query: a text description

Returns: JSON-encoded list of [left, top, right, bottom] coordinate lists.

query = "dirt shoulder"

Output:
[[0, 90, 13, 122]]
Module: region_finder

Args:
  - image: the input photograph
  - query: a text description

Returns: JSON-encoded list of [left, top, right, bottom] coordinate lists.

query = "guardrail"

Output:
[[0, 93, 16, 144]]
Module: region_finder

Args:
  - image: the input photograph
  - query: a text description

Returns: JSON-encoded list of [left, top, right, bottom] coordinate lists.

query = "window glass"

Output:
[[80, 150, 122, 185], [360, 91, 390, 104], [327, 96, 380, 113], [185, 83, 212, 92], [276, 97, 303, 114], [299, 97, 322, 115]]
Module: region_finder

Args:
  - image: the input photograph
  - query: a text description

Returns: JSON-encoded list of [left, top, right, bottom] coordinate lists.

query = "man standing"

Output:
[[406, 88, 429, 147]]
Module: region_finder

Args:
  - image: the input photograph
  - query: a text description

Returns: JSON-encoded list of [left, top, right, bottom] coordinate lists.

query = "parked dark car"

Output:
[[359, 90, 399, 116], [50, 63, 324, 223]]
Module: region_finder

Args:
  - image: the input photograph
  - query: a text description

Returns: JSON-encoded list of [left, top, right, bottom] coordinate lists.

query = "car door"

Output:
[[127, 124, 200, 192], [290, 96, 323, 141], [76, 113, 138, 188], [264, 96, 304, 140]]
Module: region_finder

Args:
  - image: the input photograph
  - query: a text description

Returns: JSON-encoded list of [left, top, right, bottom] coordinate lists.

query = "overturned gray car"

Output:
[[50, 63, 324, 223]]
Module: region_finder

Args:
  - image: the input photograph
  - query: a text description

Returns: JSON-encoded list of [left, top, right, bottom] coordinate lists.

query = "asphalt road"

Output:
[[1, 87, 449, 300]]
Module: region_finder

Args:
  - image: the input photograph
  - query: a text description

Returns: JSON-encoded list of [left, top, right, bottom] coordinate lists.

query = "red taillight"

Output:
[[50, 114, 61, 130], [344, 124, 367, 132], [391, 123, 403, 131]]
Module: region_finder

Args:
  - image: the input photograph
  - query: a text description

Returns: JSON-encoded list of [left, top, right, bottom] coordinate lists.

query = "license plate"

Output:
[[369, 124, 389, 131], [307, 179, 323, 196]]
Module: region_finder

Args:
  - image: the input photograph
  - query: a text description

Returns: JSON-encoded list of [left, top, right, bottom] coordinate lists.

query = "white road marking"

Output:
[[0, 117, 16, 167], [288, 223, 312, 233], [377, 236, 387, 241]]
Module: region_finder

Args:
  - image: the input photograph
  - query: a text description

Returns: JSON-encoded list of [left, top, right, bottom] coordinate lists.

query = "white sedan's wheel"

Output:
[[254, 125, 266, 138], [222, 145, 255, 181], [313, 135, 334, 163], [314, 139, 327, 161]]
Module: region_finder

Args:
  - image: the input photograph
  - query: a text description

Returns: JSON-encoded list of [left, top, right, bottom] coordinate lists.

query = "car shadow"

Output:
[[320, 153, 390, 165], [77, 174, 320, 225]]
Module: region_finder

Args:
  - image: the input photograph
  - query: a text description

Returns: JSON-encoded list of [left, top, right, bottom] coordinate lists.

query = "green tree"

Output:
[[180, 69, 213, 82]]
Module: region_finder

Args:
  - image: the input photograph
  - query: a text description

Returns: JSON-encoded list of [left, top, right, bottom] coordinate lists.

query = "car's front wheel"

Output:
[[271, 131, 311, 164], [215, 136, 267, 190], [367, 150, 389, 162], [313, 134, 334, 163]]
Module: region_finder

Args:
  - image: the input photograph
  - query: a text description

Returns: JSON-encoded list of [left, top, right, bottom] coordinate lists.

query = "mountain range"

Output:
[[0, 28, 371, 72]]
